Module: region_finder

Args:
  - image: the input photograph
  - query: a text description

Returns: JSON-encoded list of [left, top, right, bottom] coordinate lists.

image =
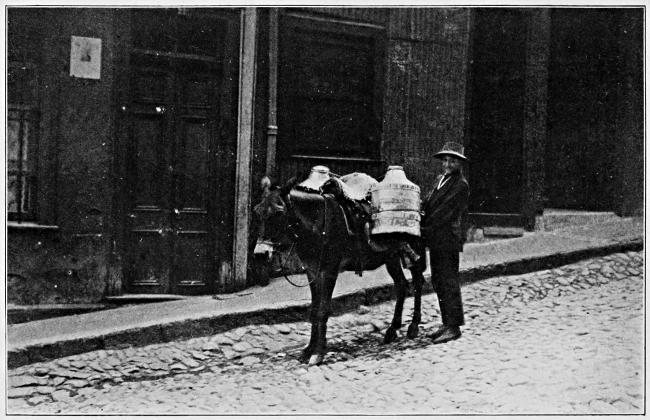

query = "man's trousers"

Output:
[[429, 247, 465, 327]]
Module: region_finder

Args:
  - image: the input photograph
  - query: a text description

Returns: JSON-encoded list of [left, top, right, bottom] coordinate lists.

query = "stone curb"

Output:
[[8, 238, 643, 369]]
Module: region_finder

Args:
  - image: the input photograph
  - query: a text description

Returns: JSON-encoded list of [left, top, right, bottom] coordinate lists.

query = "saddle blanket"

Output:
[[298, 171, 378, 202]]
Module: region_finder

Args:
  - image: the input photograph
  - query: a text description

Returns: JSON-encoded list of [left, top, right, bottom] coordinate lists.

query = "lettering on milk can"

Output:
[[370, 166, 421, 236]]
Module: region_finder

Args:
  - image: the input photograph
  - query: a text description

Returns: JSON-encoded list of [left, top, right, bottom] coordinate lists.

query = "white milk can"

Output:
[[370, 166, 421, 236], [298, 165, 331, 191]]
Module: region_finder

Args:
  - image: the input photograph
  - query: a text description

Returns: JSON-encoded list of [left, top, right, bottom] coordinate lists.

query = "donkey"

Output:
[[253, 175, 427, 365]]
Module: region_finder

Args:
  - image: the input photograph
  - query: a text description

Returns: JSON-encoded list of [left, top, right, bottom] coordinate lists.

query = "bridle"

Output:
[[276, 189, 329, 288]]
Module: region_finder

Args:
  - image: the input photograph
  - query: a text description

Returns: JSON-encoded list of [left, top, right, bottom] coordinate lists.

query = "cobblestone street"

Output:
[[7, 251, 644, 415]]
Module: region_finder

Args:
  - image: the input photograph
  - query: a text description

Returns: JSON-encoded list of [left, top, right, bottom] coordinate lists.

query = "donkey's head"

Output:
[[252, 176, 297, 258]]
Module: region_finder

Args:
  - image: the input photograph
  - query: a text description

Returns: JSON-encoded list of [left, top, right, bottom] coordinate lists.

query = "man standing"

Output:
[[421, 142, 469, 344]]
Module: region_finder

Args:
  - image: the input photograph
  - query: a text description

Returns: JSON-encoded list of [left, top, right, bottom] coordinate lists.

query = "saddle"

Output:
[[321, 174, 421, 275], [321, 174, 374, 237]]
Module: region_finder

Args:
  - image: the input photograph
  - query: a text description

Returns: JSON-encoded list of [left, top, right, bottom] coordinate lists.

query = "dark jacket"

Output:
[[421, 172, 469, 252]]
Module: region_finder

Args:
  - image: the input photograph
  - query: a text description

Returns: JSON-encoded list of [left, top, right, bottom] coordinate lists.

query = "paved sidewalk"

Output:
[[7, 217, 643, 368]]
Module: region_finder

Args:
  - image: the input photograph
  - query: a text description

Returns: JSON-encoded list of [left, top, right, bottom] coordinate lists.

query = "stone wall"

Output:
[[382, 8, 472, 191], [7, 230, 110, 305], [8, 8, 117, 304], [522, 9, 551, 228]]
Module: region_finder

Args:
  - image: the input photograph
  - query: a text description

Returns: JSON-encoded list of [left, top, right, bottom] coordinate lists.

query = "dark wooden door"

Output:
[[466, 9, 527, 214], [123, 9, 234, 295]]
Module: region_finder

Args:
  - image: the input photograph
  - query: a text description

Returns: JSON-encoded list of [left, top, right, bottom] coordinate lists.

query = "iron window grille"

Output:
[[7, 62, 39, 222]]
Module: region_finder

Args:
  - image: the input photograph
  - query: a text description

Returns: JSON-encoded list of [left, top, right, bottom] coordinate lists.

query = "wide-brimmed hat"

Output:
[[433, 142, 467, 161]]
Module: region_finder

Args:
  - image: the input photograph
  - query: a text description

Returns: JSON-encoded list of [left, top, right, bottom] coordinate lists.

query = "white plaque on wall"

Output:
[[70, 36, 102, 79]]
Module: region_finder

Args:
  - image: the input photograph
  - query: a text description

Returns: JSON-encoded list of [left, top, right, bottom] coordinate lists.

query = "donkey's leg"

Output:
[[407, 268, 425, 339], [308, 268, 338, 366], [301, 268, 321, 363], [384, 257, 407, 344]]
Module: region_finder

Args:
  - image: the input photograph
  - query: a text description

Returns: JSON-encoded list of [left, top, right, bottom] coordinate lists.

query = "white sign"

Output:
[[70, 36, 102, 79]]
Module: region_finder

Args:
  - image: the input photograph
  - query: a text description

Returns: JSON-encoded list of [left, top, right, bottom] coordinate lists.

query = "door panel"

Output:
[[132, 114, 165, 207], [173, 233, 210, 289], [179, 119, 210, 209], [125, 64, 174, 294], [130, 230, 171, 291], [171, 68, 215, 294]]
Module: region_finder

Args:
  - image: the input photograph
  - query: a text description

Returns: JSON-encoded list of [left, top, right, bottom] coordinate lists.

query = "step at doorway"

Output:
[[535, 209, 621, 232]]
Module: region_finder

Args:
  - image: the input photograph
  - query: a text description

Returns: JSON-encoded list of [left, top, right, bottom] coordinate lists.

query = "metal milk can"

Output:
[[298, 165, 331, 191], [370, 166, 421, 236]]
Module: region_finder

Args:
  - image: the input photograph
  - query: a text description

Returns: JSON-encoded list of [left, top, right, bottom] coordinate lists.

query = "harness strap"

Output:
[[333, 200, 365, 277], [281, 192, 329, 288], [339, 203, 355, 237]]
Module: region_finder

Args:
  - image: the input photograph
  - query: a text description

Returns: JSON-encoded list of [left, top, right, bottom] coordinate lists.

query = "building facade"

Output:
[[7, 7, 643, 304]]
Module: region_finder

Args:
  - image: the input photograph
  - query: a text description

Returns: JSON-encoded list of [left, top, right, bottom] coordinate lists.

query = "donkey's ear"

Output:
[[260, 176, 272, 192], [280, 176, 297, 196]]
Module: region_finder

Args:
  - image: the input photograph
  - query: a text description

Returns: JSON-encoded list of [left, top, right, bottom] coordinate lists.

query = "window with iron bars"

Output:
[[7, 62, 39, 221]]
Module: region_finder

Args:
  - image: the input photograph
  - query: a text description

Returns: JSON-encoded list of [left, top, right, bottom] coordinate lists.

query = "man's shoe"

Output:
[[431, 324, 448, 340], [432, 326, 461, 344]]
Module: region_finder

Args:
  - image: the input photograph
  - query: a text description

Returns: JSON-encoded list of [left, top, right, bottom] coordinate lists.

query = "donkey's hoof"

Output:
[[308, 354, 324, 366], [299, 348, 312, 363], [383, 327, 398, 344], [407, 323, 419, 339]]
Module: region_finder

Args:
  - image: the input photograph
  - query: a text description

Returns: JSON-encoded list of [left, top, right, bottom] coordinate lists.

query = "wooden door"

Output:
[[466, 9, 527, 214], [122, 9, 236, 295]]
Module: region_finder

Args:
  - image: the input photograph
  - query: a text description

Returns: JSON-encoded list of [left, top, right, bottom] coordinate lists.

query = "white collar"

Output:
[[437, 174, 451, 190]]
